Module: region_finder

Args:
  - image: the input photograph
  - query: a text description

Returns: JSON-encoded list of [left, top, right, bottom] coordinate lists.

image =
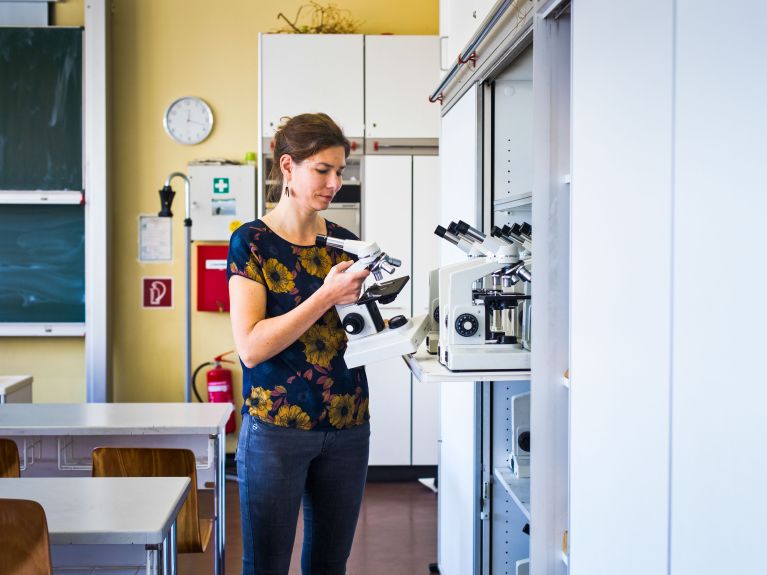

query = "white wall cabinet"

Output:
[[364, 36, 441, 139], [363, 155, 440, 467], [260, 34, 364, 138], [440, 0, 495, 67], [411, 156, 441, 465]]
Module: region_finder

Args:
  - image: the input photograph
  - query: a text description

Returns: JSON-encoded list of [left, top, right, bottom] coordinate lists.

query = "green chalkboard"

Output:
[[0, 27, 83, 191], [0, 204, 85, 323]]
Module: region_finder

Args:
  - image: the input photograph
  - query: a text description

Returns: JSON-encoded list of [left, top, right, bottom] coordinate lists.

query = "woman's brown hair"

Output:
[[267, 113, 351, 202]]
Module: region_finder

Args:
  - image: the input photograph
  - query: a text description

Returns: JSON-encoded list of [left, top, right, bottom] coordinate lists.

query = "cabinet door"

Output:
[[260, 34, 364, 138], [363, 155, 412, 465], [364, 36, 441, 139], [440, 84, 479, 265], [412, 156, 441, 465], [437, 86, 480, 573]]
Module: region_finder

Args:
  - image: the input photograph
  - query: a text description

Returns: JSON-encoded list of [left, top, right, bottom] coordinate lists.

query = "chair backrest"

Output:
[[91, 447, 209, 553], [0, 498, 53, 575], [0, 438, 20, 478]]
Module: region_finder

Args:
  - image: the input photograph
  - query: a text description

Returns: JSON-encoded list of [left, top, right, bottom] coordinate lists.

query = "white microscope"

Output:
[[425, 222, 496, 354], [316, 234, 429, 368], [435, 221, 532, 371]]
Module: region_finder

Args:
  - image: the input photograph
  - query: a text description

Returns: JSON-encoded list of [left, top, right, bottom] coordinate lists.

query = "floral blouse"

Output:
[[227, 219, 369, 431]]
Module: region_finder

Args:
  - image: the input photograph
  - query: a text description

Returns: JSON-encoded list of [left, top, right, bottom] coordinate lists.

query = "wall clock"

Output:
[[163, 96, 214, 145]]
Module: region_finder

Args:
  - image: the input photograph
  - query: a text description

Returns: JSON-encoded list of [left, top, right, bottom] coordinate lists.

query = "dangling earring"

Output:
[[284, 183, 290, 197]]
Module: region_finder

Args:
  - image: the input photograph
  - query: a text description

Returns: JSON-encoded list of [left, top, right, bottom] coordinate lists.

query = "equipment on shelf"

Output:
[[433, 220, 532, 371], [509, 392, 530, 478], [316, 234, 428, 368]]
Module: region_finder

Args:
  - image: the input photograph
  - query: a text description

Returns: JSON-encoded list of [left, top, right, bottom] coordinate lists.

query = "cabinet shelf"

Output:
[[403, 348, 531, 383], [493, 191, 532, 212], [493, 466, 531, 521]]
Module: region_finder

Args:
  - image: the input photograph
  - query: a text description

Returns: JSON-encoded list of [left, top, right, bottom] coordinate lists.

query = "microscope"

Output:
[[425, 222, 494, 354], [435, 221, 532, 371], [316, 235, 429, 368]]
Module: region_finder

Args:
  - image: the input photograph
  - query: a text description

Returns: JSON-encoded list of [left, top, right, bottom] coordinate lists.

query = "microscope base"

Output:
[[425, 331, 440, 355], [344, 314, 429, 369], [441, 345, 530, 371]]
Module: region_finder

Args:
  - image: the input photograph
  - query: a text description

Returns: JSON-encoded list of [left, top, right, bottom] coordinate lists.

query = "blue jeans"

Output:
[[236, 414, 370, 575]]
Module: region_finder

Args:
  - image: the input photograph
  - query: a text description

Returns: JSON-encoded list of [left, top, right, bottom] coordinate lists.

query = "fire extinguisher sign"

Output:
[[142, 277, 173, 308]]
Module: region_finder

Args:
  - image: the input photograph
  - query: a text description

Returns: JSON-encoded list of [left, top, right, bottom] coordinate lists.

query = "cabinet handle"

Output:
[[439, 36, 449, 72]]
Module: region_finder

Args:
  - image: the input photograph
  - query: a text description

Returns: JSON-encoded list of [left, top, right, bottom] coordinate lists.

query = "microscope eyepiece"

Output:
[[434, 225, 447, 238], [315, 235, 328, 247], [491, 226, 504, 238], [458, 220, 486, 241]]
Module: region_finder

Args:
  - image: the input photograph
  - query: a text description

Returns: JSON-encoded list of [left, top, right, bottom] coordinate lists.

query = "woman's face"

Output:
[[282, 146, 346, 212]]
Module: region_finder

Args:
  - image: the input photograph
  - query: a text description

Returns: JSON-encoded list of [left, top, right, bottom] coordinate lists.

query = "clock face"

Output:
[[163, 96, 214, 145]]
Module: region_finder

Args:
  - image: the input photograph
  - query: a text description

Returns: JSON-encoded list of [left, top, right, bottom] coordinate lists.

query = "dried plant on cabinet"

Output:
[[273, 2, 362, 34]]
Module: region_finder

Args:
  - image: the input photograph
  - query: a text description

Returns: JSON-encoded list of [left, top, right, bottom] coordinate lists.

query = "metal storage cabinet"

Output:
[[364, 36, 441, 140], [259, 34, 364, 138]]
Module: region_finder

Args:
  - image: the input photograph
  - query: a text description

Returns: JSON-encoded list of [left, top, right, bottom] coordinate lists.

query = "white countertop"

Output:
[[0, 402, 234, 435], [0, 375, 33, 397], [403, 348, 532, 383], [0, 477, 190, 545]]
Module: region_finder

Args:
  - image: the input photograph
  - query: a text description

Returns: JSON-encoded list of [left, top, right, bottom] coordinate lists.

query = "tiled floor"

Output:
[[179, 479, 438, 574]]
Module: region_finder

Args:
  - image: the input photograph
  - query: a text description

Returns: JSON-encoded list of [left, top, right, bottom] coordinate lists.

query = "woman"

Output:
[[227, 113, 371, 575]]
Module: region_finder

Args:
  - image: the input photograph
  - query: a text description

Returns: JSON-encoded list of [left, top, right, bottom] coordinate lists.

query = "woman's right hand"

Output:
[[322, 260, 370, 305]]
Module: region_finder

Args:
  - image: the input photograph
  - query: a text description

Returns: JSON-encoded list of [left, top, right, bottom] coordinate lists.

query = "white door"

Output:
[[260, 34, 364, 138], [362, 155, 412, 465], [364, 36, 441, 139], [437, 85, 479, 574], [412, 155, 440, 465]]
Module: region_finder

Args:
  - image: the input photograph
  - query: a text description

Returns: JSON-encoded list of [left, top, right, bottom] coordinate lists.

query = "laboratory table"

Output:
[[0, 402, 233, 575], [0, 374, 33, 403], [0, 476, 190, 574]]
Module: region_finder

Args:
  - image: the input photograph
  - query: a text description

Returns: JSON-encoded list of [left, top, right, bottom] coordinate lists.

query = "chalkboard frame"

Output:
[[0, 27, 86, 335]]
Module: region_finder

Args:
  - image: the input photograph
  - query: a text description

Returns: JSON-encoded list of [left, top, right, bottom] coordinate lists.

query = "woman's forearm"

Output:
[[238, 286, 335, 368]]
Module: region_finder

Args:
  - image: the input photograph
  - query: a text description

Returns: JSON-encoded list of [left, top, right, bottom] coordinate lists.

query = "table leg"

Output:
[[168, 520, 178, 575], [148, 541, 163, 575], [213, 429, 226, 575]]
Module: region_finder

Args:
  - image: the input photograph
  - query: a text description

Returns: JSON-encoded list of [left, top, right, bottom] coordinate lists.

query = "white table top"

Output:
[[403, 348, 532, 383], [0, 375, 33, 396], [0, 402, 234, 435], [0, 477, 190, 545]]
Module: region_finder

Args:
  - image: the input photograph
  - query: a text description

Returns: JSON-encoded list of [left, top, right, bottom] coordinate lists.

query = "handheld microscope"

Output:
[[316, 235, 429, 368], [435, 221, 532, 371]]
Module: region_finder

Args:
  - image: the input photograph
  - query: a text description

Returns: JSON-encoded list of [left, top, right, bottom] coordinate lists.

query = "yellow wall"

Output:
[[4, 0, 437, 445]]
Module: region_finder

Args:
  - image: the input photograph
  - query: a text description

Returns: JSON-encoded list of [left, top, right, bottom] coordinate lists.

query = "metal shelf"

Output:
[[403, 348, 531, 384], [493, 466, 531, 521], [493, 191, 532, 213]]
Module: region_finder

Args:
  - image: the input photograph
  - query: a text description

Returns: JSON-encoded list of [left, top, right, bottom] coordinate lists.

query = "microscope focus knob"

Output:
[[343, 313, 365, 335], [388, 315, 408, 329], [433, 306, 440, 323], [455, 313, 479, 337]]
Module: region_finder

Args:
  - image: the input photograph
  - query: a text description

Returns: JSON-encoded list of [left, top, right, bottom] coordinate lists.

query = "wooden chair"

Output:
[[0, 498, 53, 575], [0, 438, 20, 478], [91, 447, 212, 554]]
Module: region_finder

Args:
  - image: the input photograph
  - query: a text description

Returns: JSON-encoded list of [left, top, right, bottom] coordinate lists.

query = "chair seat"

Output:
[[0, 439, 20, 478], [92, 447, 209, 555], [0, 498, 53, 575]]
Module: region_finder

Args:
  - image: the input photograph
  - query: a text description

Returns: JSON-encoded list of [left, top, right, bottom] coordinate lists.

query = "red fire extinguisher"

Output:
[[192, 351, 236, 434]]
